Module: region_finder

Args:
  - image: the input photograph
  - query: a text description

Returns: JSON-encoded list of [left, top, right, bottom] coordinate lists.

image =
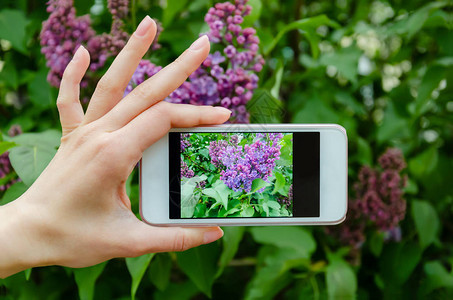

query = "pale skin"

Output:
[[0, 16, 230, 279]]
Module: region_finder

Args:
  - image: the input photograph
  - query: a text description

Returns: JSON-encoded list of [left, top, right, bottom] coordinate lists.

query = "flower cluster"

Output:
[[181, 160, 194, 179], [328, 148, 407, 250], [165, 0, 264, 123], [0, 125, 22, 192], [277, 184, 293, 209], [209, 133, 282, 192], [355, 149, 407, 231], [40, 0, 96, 87], [180, 133, 191, 153], [123, 60, 162, 97], [40, 0, 162, 89]]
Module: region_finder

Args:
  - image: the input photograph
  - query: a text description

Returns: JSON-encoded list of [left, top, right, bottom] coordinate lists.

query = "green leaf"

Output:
[[149, 253, 172, 291], [244, 262, 293, 300], [163, 0, 189, 26], [247, 89, 285, 123], [293, 96, 340, 123], [0, 9, 29, 54], [408, 147, 439, 179], [181, 175, 206, 218], [387, 2, 447, 40], [154, 280, 199, 300], [264, 15, 339, 56], [326, 254, 357, 299], [24, 268, 32, 281], [270, 60, 284, 99], [368, 232, 384, 257], [242, 0, 262, 27], [356, 137, 372, 166], [28, 69, 53, 108], [379, 242, 422, 286], [0, 141, 16, 156], [376, 101, 410, 144], [250, 227, 316, 258], [217, 227, 245, 277], [9, 131, 57, 186], [241, 206, 256, 217], [126, 253, 155, 300], [422, 261, 453, 293], [414, 65, 447, 116], [320, 46, 362, 84], [203, 180, 231, 210], [251, 178, 270, 193], [0, 181, 27, 205], [412, 200, 440, 249], [272, 172, 286, 195], [176, 243, 219, 297], [73, 262, 107, 300]]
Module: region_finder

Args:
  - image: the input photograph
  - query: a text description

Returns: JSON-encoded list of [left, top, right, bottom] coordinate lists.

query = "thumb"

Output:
[[119, 219, 224, 257]]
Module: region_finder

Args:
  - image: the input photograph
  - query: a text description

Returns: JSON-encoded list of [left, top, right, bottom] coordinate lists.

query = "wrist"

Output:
[[0, 192, 59, 278]]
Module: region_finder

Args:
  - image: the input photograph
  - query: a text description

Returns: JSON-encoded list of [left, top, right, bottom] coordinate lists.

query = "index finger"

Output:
[[99, 35, 211, 131]]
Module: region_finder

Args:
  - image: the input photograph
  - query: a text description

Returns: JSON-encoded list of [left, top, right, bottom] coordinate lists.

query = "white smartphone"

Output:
[[140, 124, 347, 226]]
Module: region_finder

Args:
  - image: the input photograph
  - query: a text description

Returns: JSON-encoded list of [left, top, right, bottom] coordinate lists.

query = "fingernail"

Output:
[[135, 15, 152, 37], [189, 35, 208, 51], [72, 45, 85, 62], [215, 106, 232, 114], [203, 228, 223, 244]]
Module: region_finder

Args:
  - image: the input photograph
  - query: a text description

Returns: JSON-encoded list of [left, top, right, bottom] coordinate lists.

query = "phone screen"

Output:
[[168, 132, 320, 218]]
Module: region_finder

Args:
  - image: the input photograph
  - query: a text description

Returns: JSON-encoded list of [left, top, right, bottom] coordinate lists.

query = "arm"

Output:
[[0, 16, 230, 279]]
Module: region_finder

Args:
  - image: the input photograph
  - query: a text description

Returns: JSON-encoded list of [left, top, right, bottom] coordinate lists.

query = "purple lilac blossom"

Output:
[[41, 0, 162, 89], [164, 0, 265, 123], [40, 0, 96, 87], [181, 133, 191, 152], [181, 160, 195, 178], [327, 148, 407, 251], [123, 60, 162, 96], [0, 125, 22, 192], [209, 133, 283, 192], [277, 184, 293, 209]]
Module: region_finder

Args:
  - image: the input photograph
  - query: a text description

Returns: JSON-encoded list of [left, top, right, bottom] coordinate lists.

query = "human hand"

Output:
[[0, 16, 230, 278]]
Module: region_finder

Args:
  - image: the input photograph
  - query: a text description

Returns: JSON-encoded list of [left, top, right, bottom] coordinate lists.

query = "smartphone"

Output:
[[140, 124, 347, 226]]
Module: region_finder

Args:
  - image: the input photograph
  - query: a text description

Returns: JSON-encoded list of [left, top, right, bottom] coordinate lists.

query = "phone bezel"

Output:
[[140, 124, 348, 226]]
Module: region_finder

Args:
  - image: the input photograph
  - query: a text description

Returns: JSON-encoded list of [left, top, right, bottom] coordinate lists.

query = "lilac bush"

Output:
[[41, 0, 263, 122], [40, 0, 160, 89], [166, 0, 265, 123], [209, 133, 283, 192], [328, 148, 407, 251], [0, 126, 22, 192]]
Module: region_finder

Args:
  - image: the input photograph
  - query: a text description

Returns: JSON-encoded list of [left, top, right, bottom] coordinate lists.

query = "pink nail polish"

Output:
[[189, 35, 208, 51], [135, 16, 152, 37]]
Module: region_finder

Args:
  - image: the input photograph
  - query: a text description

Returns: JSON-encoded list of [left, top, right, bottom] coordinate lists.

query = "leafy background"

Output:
[[0, 0, 452, 299]]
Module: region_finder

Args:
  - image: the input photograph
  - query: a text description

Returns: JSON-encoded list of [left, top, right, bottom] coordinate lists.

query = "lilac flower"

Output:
[[327, 148, 407, 251], [40, 0, 96, 87], [277, 184, 293, 209], [165, 0, 265, 123], [123, 60, 162, 96], [181, 160, 194, 179], [181, 134, 191, 152], [209, 133, 283, 192], [0, 125, 22, 192], [41, 0, 163, 89]]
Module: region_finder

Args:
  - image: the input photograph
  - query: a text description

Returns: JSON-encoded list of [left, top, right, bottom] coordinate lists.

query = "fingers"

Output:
[[100, 35, 211, 131], [122, 220, 224, 256], [83, 16, 157, 124], [117, 102, 231, 152], [57, 46, 90, 137]]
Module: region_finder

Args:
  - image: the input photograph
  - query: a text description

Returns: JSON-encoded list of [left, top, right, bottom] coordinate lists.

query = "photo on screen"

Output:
[[179, 132, 293, 218]]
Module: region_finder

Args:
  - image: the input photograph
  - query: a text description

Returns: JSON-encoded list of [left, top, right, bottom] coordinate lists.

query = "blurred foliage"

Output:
[[1, 0, 452, 299]]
